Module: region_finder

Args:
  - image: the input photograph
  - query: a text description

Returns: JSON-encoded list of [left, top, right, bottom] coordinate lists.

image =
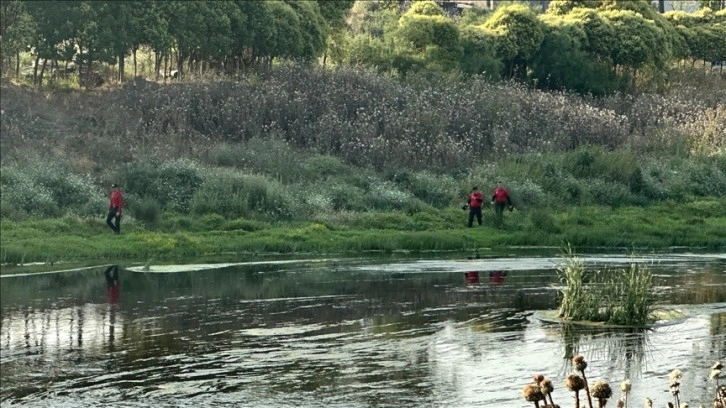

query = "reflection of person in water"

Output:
[[489, 271, 507, 286], [104, 265, 120, 350], [104, 265, 120, 304], [465, 271, 480, 285]]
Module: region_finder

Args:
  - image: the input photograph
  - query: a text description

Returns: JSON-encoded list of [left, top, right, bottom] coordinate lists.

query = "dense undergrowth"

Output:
[[1, 65, 725, 263]]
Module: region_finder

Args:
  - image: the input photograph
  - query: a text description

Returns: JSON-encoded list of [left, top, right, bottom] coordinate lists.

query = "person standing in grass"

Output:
[[466, 186, 484, 227], [107, 184, 124, 234], [491, 181, 512, 218]]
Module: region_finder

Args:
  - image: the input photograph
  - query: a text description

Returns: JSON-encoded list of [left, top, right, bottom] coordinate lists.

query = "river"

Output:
[[1, 253, 724, 407]]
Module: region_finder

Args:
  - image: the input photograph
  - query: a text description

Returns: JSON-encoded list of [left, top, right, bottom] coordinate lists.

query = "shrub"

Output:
[[507, 179, 546, 210], [190, 169, 293, 220], [302, 155, 349, 180], [583, 178, 634, 207], [529, 210, 561, 233], [367, 179, 419, 211], [404, 170, 459, 208], [131, 197, 161, 227], [0, 157, 103, 218]]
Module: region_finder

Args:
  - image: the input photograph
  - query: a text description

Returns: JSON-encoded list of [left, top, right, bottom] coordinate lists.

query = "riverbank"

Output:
[[2, 199, 724, 274]]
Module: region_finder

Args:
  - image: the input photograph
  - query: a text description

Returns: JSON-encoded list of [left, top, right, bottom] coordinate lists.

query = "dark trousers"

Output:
[[494, 202, 507, 216], [106, 208, 121, 234], [468, 207, 482, 227]]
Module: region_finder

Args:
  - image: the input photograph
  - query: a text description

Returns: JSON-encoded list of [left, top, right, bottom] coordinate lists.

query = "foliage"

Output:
[[557, 246, 654, 326]]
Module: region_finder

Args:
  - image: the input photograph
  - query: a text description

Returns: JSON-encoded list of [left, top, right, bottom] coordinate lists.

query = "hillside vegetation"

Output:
[[1, 1, 725, 262]]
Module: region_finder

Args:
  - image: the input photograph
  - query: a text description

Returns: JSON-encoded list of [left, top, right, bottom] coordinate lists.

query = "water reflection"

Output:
[[0, 255, 724, 407]]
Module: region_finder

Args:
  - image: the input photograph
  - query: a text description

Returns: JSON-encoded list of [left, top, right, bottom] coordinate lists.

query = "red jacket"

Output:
[[468, 191, 484, 208], [492, 187, 509, 203], [110, 191, 124, 214]]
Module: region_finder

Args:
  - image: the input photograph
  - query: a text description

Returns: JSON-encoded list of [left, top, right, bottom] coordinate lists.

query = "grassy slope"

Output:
[[2, 199, 724, 272]]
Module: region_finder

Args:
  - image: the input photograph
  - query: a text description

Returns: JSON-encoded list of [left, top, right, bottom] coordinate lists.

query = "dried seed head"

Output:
[[572, 355, 588, 371], [644, 397, 653, 407], [669, 369, 683, 382], [713, 361, 723, 370], [522, 384, 545, 402], [565, 374, 586, 392], [540, 378, 554, 394], [533, 373, 545, 383], [617, 399, 625, 408], [620, 379, 632, 393], [591, 380, 613, 399], [711, 369, 721, 380]]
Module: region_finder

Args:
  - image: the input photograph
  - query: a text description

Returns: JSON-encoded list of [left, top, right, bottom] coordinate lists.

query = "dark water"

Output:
[[1, 254, 724, 407]]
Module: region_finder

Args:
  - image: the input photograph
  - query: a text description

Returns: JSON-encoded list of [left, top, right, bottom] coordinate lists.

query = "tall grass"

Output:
[[557, 246, 654, 326]]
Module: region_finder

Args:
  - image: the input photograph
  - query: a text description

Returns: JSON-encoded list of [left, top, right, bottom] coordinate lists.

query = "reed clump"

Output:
[[521, 360, 724, 408], [557, 246, 654, 326]]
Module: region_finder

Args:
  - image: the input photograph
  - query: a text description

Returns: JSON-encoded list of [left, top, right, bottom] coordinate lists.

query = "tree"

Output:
[[532, 16, 620, 94], [546, 0, 601, 15], [483, 4, 545, 78], [458, 25, 502, 79], [700, 0, 726, 11], [285, 0, 328, 61], [598, 9, 668, 73], [392, 1, 462, 72], [561, 8, 616, 63], [0, 1, 34, 78]]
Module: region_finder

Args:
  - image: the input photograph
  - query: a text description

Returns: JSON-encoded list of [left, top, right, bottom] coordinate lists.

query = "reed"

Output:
[[557, 247, 654, 326]]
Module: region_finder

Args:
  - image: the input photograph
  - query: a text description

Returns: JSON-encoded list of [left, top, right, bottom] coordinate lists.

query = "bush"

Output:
[[190, 169, 293, 220], [131, 197, 161, 227], [302, 155, 349, 180], [583, 178, 634, 207], [119, 159, 202, 213], [0, 156, 103, 219], [529, 210, 561, 233], [404, 170, 458, 208]]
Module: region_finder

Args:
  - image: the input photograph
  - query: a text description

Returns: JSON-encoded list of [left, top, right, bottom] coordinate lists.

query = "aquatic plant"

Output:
[[557, 246, 654, 326]]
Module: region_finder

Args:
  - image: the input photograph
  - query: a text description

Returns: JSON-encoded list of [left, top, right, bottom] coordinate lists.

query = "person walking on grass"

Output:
[[491, 181, 512, 218], [466, 186, 484, 227], [107, 184, 124, 234]]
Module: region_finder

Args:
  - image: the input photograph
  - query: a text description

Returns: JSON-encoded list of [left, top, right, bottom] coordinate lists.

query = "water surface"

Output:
[[1, 253, 724, 407]]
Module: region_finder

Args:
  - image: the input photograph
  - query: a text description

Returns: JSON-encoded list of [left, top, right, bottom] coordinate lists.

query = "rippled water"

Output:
[[1, 253, 724, 407]]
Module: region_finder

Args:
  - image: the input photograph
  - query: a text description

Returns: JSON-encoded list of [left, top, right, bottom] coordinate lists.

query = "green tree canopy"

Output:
[[483, 4, 544, 77]]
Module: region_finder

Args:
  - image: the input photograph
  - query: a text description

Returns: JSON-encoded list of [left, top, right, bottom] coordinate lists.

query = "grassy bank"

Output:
[[2, 199, 724, 272], [1, 66, 724, 272]]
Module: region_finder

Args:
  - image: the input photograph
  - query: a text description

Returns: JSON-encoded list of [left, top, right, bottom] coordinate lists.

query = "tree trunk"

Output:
[[49, 59, 57, 85], [38, 58, 47, 87], [118, 53, 125, 82], [658, 0, 665, 13], [32, 55, 40, 85], [15, 51, 20, 78], [133, 48, 138, 77]]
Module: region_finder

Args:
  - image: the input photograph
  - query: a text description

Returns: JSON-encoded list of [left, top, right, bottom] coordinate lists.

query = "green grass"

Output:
[[557, 246, 655, 326], [1, 200, 724, 274]]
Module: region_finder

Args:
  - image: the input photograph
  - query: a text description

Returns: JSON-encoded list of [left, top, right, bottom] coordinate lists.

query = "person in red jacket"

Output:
[[466, 186, 484, 227], [491, 181, 512, 218], [107, 184, 124, 234]]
